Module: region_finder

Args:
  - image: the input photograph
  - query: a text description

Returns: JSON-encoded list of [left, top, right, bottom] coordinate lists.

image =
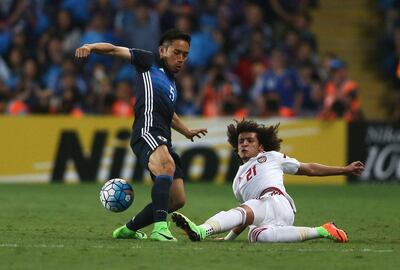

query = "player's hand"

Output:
[[345, 161, 365, 176], [185, 128, 208, 142], [75, 45, 91, 58]]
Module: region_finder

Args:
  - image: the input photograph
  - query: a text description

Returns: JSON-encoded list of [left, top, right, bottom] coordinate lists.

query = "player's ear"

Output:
[[258, 144, 264, 152], [159, 45, 167, 56]]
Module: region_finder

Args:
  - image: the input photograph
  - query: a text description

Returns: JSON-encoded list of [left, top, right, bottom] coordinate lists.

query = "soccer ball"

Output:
[[99, 178, 134, 212]]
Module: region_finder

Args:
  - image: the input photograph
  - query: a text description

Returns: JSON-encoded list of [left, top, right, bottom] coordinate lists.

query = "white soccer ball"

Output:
[[99, 178, 134, 212]]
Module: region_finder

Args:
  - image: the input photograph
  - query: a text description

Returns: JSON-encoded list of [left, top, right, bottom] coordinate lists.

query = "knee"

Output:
[[152, 158, 176, 176], [162, 160, 176, 176], [248, 227, 270, 243], [240, 205, 255, 225], [149, 146, 176, 176]]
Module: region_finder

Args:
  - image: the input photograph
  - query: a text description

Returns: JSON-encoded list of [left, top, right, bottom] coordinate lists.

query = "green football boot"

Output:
[[150, 221, 177, 242], [112, 225, 147, 240], [171, 212, 206, 241]]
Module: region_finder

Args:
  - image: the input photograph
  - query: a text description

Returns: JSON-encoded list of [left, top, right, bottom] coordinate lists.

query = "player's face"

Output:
[[238, 132, 264, 162], [160, 40, 190, 74]]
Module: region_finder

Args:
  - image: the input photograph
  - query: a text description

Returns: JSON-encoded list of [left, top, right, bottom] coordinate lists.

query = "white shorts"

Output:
[[243, 193, 295, 241]]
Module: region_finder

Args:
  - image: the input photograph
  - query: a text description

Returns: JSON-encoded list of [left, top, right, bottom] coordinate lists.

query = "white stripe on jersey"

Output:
[[141, 71, 158, 150]]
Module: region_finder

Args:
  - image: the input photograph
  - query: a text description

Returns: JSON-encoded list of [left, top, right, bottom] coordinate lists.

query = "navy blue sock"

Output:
[[151, 175, 172, 222], [126, 203, 153, 231], [126, 201, 179, 231]]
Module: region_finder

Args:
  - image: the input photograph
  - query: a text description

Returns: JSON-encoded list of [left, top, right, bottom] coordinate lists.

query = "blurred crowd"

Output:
[[0, 0, 362, 121], [378, 0, 400, 121]]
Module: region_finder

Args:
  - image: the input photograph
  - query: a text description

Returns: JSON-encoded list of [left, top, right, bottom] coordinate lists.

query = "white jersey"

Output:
[[232, 151, 300, 211]]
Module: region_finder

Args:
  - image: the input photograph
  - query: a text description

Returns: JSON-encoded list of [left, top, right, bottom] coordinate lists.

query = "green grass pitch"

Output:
[[0, 183, 399, 270]]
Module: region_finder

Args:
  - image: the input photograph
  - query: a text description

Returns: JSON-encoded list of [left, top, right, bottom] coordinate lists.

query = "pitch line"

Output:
[[0, 243, 394, 253]]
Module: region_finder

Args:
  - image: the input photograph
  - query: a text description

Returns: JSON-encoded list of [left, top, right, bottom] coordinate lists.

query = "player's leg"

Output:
[[147, 145, 177, 241], [249, 225, 319, 242], [167, 151, 186, 211], [248, 195, 348, 243], [249, 222, 348, 243], [168, 178, 186, 211], [114, 138, 175, 241], [115, 162, 185, 240], [246, 195, 317, 242], [114, 179, 185, 239], [172, 205, 254, 241], [113, 138, 155, 240]]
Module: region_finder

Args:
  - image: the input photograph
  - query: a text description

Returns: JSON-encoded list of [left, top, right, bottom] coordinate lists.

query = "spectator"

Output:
[[91, 0, 116, 31], [278, 29, 301, 65], [5, 48, 24, 91], [320, 59, 363, 122], [198, 52, 244, 117], [42, 36, 64, 93], [295, 41, 318, 68], [15, 59, 42, 112], [114, 0, 136, 46], [233, 30, 269, 93], [292, 12, 317, 51], [58, 72, 84, 116], [157, 0, 178, 33], [175, 14, 221, 69], [250, 49, 302, 117], [80, 12, 117, 71], [176, 72, 201, 116], [0, 79, 10, 113], [50, 9, 82, 54], [111, 80, 134, 117], [89, 63, 114, 115], [0, 56, 10, 83], [61, 0, 91, 25], [123, 1, 160, 52], [231, 3, 273, 61], [298, 63, 323, 116], [0, 1, 350, 120]]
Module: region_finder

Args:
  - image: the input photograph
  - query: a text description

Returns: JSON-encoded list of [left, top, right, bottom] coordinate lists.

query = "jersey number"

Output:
[[169, 86, 175, 101], [245, 165, 257, 181]]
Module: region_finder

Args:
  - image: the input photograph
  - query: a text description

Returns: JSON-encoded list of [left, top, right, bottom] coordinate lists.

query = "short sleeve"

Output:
[[129, 48, 154, 70], [280, 153, 300, 175]]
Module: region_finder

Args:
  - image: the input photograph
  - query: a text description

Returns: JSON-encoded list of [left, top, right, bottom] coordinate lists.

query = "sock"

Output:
[[316, 226, 330, 238], [126, 203, 153, 231], [126, 202, 180, 231], [251, 226, 320, 242], [152, 175, 172, 222], [199, 224, 214, 237], [200, 208, 246, 237]]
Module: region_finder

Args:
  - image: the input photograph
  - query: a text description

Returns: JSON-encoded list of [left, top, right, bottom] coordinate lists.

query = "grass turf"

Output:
[[0, 183, 399, 270]]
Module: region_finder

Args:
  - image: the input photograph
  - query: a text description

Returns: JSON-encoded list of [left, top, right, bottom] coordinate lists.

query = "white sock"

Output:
[[199, 208, 246, 237], [251, 226, 320, 242]]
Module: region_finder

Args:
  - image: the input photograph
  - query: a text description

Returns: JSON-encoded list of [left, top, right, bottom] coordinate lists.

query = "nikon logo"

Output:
[[51, 130, 240, 183]]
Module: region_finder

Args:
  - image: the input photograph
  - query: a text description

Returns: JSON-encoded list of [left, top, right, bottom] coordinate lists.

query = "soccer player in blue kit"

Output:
[[75, 29, 208, 241]]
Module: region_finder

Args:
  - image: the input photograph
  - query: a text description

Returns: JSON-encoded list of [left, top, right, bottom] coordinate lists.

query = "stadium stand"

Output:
[[0, 0, 381, 121]]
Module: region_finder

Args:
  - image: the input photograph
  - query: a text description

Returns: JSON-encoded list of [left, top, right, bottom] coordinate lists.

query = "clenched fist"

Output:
[[75, 45, 91, 58]]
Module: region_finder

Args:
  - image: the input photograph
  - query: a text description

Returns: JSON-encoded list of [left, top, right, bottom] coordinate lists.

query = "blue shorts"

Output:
[[131, 134, 184, 181]]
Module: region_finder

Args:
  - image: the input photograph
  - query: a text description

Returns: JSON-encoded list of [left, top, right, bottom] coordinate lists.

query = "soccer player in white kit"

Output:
[[172, 119, 365, 243]]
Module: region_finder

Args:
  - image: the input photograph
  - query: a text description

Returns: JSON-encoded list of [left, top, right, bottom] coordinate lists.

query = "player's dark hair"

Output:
[[227, 119, 282, 152], [159, 28, 191, 46]]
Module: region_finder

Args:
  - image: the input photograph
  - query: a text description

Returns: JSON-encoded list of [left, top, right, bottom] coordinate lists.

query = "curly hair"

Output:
[[227, 119, 282, 153]]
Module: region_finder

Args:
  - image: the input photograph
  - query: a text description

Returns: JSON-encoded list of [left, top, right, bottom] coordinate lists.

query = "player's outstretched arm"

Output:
[[75, 43, 131, 61], [172, 113, 208, 141], [296, 161, 365, 177]]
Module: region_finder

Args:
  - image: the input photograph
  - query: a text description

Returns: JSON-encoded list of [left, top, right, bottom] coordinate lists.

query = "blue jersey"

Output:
[[129, 48, 178, 148]]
